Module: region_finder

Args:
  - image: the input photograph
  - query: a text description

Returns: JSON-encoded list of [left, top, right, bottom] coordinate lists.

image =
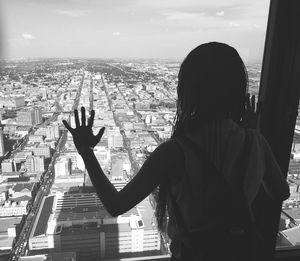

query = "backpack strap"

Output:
[[171, 129, 252, 226]]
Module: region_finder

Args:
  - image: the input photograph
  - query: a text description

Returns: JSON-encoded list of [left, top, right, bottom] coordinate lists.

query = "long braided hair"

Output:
[[155, 42, 249, 231]]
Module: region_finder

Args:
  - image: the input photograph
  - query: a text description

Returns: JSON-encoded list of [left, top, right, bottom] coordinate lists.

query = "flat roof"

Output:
[[7, 177, 30, 183], [60, 222, 131, 236], [13, 182, 34, 192], [0, 217, 22, 234], [56, 209, 109, 222], [33, 196, 54, 237], [281, 226, 300, 245], [283, 208, 300, 221], [136, 196, 156, 231], [55, 204, 139, 222], [101, 223, 131, 233], [0, 235, 14, 249]]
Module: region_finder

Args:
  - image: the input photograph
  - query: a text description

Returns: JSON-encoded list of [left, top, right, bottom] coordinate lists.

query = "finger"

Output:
[[88, 110, 95, 128], [257, 101, 262, 113], [246, 93, 250, 110], [74, 110, 80, 128], [96, 127, 105, 141], [81, 107, 86, 126], [251, 95, 256, 113], [62, 120, 74, 133]]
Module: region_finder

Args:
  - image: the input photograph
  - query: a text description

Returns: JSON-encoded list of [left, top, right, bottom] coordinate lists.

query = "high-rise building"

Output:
[[0, 110, 3, 123], [54, 158, 71, 177], [1, 159, 16, 173], [32, 145, 51, 158], [17, 108, 42, 126], [25, 155, 45, 173], [107, 127, 123, 149], [0, 129, 5, 156], [114, 134, 123, 147], [28, 135, 44, 143], [111, 155, 124, 180], [34, 108, 42, 125], [41, 88, 47, 100], [17, 110, 35, 126], [94, 146, 111, 170], [46, 124, 60, 140], [76, 154, 85, 171]]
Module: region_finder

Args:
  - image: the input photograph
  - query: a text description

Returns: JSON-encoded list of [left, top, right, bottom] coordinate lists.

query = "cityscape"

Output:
[[0, 58, 280, 261], [1, 57, 298, 260]]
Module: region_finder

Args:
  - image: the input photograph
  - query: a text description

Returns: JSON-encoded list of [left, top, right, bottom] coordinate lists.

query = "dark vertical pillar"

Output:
[[258, 0, 300, 259]]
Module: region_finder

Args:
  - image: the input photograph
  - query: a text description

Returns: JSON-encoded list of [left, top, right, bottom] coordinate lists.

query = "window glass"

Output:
[[277, 102, 300, 248], [0, 0, 269, 260]]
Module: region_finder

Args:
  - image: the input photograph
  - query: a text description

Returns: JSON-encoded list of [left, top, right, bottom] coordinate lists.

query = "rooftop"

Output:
[[13, 182, 34, 192], [33, 196, 54, 237], [281, 226, 300, 246], [0, 217, 22, 235], [60, 222, 132, 235], [283, 209, 300, 221], [7, 177, 30, 183]]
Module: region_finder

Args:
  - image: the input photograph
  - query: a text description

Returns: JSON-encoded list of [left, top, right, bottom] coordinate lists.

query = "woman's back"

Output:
[[166, 119, 289, 260]]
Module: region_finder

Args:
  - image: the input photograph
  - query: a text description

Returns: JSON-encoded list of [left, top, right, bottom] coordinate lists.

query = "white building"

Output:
[[0, 129, 5, 157], [1, 159, 16, 173], [107, 127, 123, 149], [54, 158, 71, 177], [29, 193, 161, 259], [46, 124, 60, 140]]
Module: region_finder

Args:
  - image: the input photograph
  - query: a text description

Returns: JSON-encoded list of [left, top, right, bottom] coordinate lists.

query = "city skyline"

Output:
[[1, 0, 269, 62]]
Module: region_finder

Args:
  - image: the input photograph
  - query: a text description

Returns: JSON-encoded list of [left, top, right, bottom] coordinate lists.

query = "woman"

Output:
[[63, 42, 290, 260]]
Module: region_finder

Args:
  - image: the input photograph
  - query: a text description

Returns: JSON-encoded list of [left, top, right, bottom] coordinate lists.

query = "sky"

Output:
[[0, 0, 270, 62]]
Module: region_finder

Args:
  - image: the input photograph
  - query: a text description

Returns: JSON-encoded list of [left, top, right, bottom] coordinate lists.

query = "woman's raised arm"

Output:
[[63, 107, 184, 217]]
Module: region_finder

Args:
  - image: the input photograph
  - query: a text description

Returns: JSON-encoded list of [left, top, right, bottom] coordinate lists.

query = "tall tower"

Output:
[[34, 108, 42, 125], [111, 155, 124, 180], [0, 129, 5, 157]]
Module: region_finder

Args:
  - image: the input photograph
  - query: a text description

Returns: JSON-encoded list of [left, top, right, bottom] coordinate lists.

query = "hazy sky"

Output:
[[0, 0, 270, 61]]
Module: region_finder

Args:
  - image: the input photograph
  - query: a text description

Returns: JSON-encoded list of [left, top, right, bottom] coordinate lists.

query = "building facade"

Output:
[[0, 129, 5, 157], [25, 155, 45, 173], [1, 159, 16, 173]]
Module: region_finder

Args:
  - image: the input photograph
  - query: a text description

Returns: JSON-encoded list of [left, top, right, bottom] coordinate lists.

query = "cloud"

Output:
[[112, 32, 121, 36], [229, 21, 240, 28], [159, 11, 225, 31], [216, 11, 225, 16], [164, 11, 205, 21], [21, 33, 35, 40], [54, 9, 89, 17]]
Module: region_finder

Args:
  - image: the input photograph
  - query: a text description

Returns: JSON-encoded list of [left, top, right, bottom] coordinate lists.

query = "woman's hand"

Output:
[[62, 107, 105, 154], [243, 93, 259, 129]]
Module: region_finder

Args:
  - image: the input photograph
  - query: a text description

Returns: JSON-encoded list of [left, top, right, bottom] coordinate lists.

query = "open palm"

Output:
[[62, 107, 105, 154]]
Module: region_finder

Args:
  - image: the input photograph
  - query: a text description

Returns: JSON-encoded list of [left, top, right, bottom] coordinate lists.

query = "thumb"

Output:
[[96, 127, 105, 141]]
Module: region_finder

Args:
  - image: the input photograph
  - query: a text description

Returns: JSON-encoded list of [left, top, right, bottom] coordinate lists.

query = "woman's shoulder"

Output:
[[156, 139, 185, 178], [157, 138, 184, 157]]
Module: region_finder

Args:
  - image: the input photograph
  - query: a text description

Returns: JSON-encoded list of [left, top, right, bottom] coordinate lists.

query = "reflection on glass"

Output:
[[277, 102, 300, 248]]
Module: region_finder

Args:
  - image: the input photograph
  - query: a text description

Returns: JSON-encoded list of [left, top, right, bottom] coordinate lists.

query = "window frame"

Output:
[[258, 0, 300, 259]]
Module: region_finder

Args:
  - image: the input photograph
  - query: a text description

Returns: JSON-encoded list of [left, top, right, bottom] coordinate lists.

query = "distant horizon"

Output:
[[0, 55, 263, 64]]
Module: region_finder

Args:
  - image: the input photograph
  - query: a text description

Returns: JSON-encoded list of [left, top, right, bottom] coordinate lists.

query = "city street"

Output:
[[8, 73, 85, 261]]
